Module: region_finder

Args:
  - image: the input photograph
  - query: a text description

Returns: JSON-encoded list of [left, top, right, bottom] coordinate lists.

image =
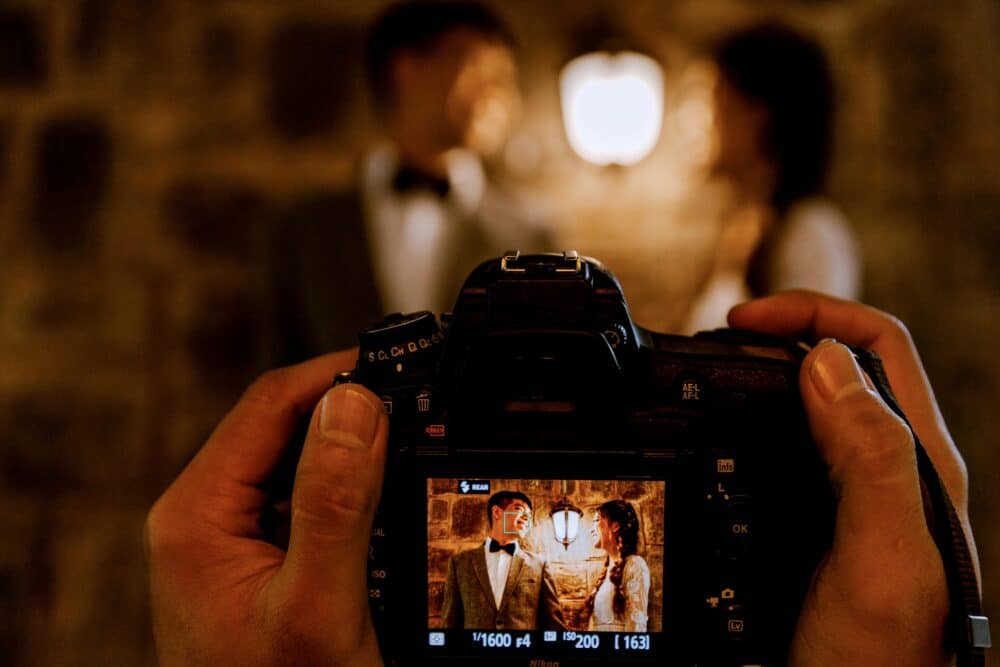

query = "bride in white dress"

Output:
[[585, 500, 650, 632]]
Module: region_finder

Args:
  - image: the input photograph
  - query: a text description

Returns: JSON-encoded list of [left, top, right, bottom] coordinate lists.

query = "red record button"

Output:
[[425, 424, 446, 437]]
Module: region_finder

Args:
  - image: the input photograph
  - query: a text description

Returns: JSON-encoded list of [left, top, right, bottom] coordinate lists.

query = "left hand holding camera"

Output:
[[145, 350, 387, 667]]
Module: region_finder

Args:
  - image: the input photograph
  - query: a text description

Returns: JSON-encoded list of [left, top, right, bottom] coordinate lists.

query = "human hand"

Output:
[[729, 292, 977, 667], [145, 350, 387, 667]]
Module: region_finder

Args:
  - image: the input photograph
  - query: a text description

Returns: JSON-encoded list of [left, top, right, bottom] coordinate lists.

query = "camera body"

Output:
[[349, 252, 835, 667]]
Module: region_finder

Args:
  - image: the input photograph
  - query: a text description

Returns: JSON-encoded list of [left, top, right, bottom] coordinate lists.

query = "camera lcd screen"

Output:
[[425, 477, 665, 659]]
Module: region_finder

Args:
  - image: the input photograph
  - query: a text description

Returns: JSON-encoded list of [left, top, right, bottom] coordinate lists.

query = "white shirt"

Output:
[[483, 539, 519, 609], [684, 196, 860, 333], [362, 144, 486, 315], [769, 197, 860, 297]]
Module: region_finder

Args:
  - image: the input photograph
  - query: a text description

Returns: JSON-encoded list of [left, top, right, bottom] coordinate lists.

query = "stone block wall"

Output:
[[0, 0, 997, 665], [426, 479, 664, 631]]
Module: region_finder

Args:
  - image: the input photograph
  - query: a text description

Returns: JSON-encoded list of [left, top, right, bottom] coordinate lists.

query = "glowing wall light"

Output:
[[559, 51, 664, 166], [550, 480, 583, 550]]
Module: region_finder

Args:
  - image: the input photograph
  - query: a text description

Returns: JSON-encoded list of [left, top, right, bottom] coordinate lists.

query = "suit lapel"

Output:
[[472, 549, 497, 611], [290, 190, 383, 353], [498, 551, 525, 615], [440, 212, 489, 312]]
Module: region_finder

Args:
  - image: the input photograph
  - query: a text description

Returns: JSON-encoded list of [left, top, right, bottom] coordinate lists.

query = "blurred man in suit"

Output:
[[263, 1, 550, 366], [442, 491, 565, 631]]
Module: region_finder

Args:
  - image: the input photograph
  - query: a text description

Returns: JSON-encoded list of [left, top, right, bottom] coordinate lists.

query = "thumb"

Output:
[[275, 382, 387, 634], [801, 341, 927, 553]]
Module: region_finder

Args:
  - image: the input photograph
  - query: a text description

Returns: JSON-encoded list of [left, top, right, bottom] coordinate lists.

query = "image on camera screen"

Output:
[[427, 478, 664, 634]]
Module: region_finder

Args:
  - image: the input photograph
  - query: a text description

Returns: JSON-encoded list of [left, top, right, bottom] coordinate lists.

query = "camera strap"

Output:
[[853, 348, 990, 667]]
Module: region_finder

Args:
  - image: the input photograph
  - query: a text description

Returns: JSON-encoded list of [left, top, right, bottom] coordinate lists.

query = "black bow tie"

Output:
[[391, 164, 451, 198], [489, 539, 516, 556]]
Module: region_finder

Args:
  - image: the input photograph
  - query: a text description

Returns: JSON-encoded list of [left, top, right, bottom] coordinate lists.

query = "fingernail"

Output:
[[810, 341, 868, 403], [318, 385, 380, 446]]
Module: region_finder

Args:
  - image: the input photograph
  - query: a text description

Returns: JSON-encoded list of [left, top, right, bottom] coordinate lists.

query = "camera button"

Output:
[[719, 499, 753, 559], [721, 607, 750, 639], [675, 373, 709, 403], [602, 323, 628, 349], [715, 456, 736, 474], [415, 387, 432, 413]]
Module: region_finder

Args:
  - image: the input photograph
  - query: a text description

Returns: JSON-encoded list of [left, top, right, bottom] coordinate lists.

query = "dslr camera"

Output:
[[343, 252, 838, 667]]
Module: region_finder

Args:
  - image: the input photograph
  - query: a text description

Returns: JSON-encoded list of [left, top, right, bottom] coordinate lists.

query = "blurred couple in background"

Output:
[[261, 1, 861, 365]]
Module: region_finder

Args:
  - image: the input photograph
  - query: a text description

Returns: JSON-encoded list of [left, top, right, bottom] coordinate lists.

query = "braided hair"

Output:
[[584, 500, 641, 620]]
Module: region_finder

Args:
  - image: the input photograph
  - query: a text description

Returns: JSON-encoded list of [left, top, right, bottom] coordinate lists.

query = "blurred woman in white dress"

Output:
[[585, 500, 650, 632], [685, 22, 861, 333]]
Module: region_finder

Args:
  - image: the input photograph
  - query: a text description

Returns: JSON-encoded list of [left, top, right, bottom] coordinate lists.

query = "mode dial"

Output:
[[602, 323, 628, 350], [356, 311, 444, 388]]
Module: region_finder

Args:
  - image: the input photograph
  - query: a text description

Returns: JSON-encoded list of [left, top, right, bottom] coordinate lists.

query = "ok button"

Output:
[[718, 500, 752, 559]]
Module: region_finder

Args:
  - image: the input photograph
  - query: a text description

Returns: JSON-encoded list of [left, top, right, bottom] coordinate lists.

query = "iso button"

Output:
[[718, 497, 752, 560], [368, 519, 388, 615], [368, 513, 387, 569]]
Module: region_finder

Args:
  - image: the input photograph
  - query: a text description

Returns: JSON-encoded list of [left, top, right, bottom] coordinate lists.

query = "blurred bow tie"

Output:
[[489, 539, 516, 555], [391, 164, 451, 197]]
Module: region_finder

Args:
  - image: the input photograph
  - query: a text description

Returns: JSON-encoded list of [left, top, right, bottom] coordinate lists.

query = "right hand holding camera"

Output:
[[730, 291, 974, 667]]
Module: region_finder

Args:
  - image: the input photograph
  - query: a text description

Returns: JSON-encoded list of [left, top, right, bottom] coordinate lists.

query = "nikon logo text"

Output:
[[529, 661, 559, 667]]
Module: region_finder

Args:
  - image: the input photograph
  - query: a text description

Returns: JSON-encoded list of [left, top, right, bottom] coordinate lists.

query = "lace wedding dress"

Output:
[[588, 555, 650, 632]]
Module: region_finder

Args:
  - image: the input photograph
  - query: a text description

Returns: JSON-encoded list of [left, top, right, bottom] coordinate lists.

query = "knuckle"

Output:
[[296, 487, 368, 526], [837, 393, 916, 475], [144, 497, 182, 557], [875, 310, 915, 348], [243, 367, 293, 409], [293, 449, 374, 528]]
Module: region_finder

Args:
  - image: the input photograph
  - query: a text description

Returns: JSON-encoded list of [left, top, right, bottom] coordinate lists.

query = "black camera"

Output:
[[342, 252, 838, 667]]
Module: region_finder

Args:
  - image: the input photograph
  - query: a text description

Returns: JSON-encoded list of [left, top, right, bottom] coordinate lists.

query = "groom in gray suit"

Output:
[[442, 491, 565, 631]]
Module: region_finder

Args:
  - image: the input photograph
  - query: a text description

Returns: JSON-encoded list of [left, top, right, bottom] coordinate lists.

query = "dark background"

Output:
[[0, 0, 996, 664]]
